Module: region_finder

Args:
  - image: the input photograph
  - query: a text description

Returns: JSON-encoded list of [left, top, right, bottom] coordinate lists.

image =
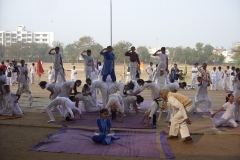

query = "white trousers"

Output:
[[12, 72, 18, 84], [169, 103, 196, 138], [12, 103, 23, 116], [222, 79, 227, 90], [17, 84, 33, 107], [129, 62, 138, 80], [165, 102, 177, 122], [84, 66, 92, 79], [152, 62, 167, 82], [82, 96, 100, 112], [30, 73, 35, 84], [146, 101, 160, 118], [100, 88, 108, 107], [216, 79, 222, 90], [148, 73, 153, 81], [211, 78, 217, 90], [7, 77, 12, 85], [194, 98, 213, 114], [54, 68, 65, 83], [191, 76, 197, 88], [212, 118, 238, 128]]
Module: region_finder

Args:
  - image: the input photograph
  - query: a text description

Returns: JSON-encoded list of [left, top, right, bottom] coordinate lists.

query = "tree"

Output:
[[232, 45, 240, 65], [113, 41, 132, 63], [64, 43, 78, 64], [137, 46, 150, 62]]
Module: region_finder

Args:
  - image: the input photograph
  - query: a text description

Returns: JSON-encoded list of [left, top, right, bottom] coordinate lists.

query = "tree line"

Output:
[[1, 36, 237, 64]]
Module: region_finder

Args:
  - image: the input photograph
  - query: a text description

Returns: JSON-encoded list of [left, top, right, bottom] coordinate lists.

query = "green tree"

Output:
[[232, 45, 240, 65], [64, 43, 78, 64], [113, 41, 132, 63], [137, 46, 150, 62]]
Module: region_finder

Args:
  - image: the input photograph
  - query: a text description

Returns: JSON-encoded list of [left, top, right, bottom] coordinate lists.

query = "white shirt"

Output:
[[51, 53, 62, 69], [211, 70, 217, 78], [191, 67, 198, 78], [222, 102, 235, 120], [70, 69, 77, 79], [29, 65, 36, 73], [165, 82, 179, 92], [146, 66, 153, 74], [62, 81, 75, 89], [216, 70, 223, 80], [158, 53, 168, 62]]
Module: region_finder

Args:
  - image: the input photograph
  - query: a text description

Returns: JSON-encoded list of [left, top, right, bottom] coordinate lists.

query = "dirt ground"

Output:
[[0, 63, 240, 160]]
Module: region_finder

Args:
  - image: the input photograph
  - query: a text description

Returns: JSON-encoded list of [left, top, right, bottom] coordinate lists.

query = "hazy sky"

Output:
[[0, 0, 239, 50]]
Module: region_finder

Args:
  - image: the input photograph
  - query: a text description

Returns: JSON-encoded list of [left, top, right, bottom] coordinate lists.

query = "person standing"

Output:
[[81, 50, 95, 80], [191, 63, 198, 89], [67, 66, 77, 81], [222, 70, 228, 90], [216, 66, 223, 90], [12, 61, 19, 84], [6, 67, 12, 86], [210, 67, 217, 90], [98, 62, 103, 80], [145, 62, 153, 81], [29, 63, 36, 84], [125, 46, 140, 80], [170, 64, 179, 83], [100, 46, 116, 83], [0, 61, 7, 75], [48, 47, 66, 83]]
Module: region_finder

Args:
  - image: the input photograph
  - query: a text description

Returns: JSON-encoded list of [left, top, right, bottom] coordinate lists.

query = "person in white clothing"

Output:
[[160, 88, 196, 143], [233, 72, 240, 122], [191, 63, 198, 89], [16, 60, 33, 108], [61, 80, 82, 97], [145, 62, 154, 81], [86, 79, 108, 107], [45, 97, 81, 123], [48, 47, 66, 83], [97, 62, 103, 80], [104, 93, 125, 122], [210, 67, 217, 90], [6, 67, 12, 86], [39, 81, 62, 100], [157, 69, 167, 88], [47, 66, 54, 83], [75, 93, 100, 113], [194, 77, 214, 114], [211, 94, 238, 128], [81, 50, 95, 80], [132, 79, 160, 100], [0, 69, 8, 109], [0, 85, 22, 117], [108, 82, 125, 97], [222, 70, 228, 90], [152, 47, 168, 83], [29, 63, 36, 84], [230, 72, 235, 92], [67, 66, 77, 81], [216, 66, 223, 90]]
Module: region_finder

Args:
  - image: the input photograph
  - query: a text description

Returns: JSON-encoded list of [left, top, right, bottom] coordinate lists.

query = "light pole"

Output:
[[110, 0, 112, 46]]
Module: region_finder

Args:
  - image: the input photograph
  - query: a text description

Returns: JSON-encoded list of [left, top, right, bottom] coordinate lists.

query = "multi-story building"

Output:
[[0, 25, 54, 46]]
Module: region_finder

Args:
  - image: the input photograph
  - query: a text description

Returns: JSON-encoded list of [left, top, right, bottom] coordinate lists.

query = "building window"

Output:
[[0, 38, 2, 41], [35, 39, 39, 41], [43, 34, 47, 37], [35, 34, 40, 37], [17, 31, 21, 34], [11, 34, 16, 37], [22, 34, 26, 37], [27, 34, 32, 36], [22, 39, 26, 42], [6, 38, 10, 41], [6, 33, 10, 36], [42, 39, 48, 41], [27, 39, 31, 41], [0, 33, 2, 37]]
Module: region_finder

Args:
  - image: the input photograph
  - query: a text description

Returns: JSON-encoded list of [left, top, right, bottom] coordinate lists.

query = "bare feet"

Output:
[[183, 136, 193, 143]]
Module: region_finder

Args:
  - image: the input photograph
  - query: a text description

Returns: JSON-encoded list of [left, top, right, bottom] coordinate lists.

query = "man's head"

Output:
[[20, 59, 25, 66], [180, 82, 187, 89], [73, 66, 75, 69], [87, 49, 91, 56], [180, 70, 183, 73], [150, 62, 153, 66], [161, 47, 166, 54], [218, 66, 221, 70], [227, 66, 229, 69], [86, 78, 91, 85], [55, 47, 60, 53], [1, 61, 4, 65], [213, 67, 216, 71], [98, 62, 101, 66], [194, 63, 198, 67], [130, 46, 136, 52], [174, 63, 177, 68], [197, 76, 202, 83], [106, 46, 113, 52], [32, 63, 35, 66], [202, 63, 207, 69], [4, 85, 10, 93]]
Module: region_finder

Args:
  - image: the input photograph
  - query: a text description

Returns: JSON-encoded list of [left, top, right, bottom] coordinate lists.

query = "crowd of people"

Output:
[[0, 45, 239, 144]]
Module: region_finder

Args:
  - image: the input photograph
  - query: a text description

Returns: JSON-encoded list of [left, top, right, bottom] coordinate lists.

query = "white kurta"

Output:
[[70, 69, 77, 81], [0, 92, 22, 116], [75, 94, 100, 113], [60, 81, 75, 97], [104, 94, 124, 113], [46, 83, 62, 100], [139, 82, 160, 100], [153, 53, 168, 82], [90, 80, 108, 107], [210, 70, 217, 90], [191, 67, 198, 88], [233, 77, 240, 121], [108, 82, 125, 96], [146, 66, 153, 81], [48, 70, 54, 82], [122, 96, 136, 113]]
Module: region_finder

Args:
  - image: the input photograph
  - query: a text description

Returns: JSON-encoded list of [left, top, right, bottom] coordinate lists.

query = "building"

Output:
[[0, 25, 54, 46], [213, 47, 236, 63]]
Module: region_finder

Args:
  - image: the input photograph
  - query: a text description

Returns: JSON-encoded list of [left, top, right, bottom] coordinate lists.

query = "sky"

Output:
[[0, 0, 240, 50]]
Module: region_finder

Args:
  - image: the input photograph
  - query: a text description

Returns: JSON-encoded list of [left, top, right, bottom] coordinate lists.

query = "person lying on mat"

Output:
[[104, 93, 125, 122], [75, 92, 100, 113], [92, 108, 120, 145], [45, 96, 82, 123]]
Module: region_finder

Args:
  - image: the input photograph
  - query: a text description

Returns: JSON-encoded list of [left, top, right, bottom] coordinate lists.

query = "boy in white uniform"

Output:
[[81, 50, 95, 80], [216, 66, 223, 90], [0, 85, 22, 117], [6, 67, 12, 86], [68, 66, 77, 81], [39, 81, 62, 100], [157, 69, 167, 88], [210, 67, 217, 90], [60, 80, 82, 97], [222, 70, 228, 90], [191, 63, 198, 89], [16, 60, 33, 108], [145, 62, 154, 81], [48, 47, 66, 83], [75, 93, 100, 113], [29, 63, 36, 84]]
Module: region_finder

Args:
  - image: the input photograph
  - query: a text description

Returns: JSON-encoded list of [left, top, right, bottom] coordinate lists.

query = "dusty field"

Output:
[[0, 63, 240, 160]]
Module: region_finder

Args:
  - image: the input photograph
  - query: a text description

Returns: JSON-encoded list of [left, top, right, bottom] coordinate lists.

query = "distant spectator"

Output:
[[0, 61, 7, 74], [170, 64, 179, 83]]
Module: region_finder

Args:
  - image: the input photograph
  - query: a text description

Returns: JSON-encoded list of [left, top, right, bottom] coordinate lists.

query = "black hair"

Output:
[[231, 72, 235, 76], [161, 47, 166, 51], [127, 81, 135, 90], [227, 66, 229, 68], [181, 82, 187, 87], [55, 46, 60, 50], [4, 85, 10, 89], [236, 68, 239, 73], [65, 113, 74, 121], [150, 62, 153, 64], [197, 76, 202, 79], [98, 62, 101, 65], [73, 80, 82, 95], [218, 66, 221, 69], [69, 96, 75, 101], [39, 81, 47, 87], [0, 68, 4, 72], [136, 95, 144, 104], [87, 49, 91, 53], [156, 64, 158, 67], [86, 78, 91, 82], [226, 94, 233, 102], [100, 108, 109, 114], [83, 84, 89, 89], [137, 79, 152, 84]]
